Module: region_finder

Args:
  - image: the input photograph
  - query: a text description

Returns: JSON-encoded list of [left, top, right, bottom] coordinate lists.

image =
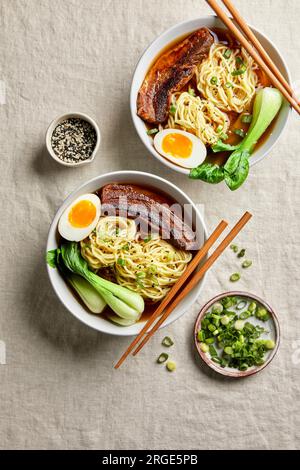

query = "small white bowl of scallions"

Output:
[[194, 292, 280, 378]]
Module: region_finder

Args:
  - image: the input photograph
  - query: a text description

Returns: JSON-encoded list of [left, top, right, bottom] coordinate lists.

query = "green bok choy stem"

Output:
[[190, 87, 283, 190], [47, 248, 106, 314], [60, 242, 144, 321]]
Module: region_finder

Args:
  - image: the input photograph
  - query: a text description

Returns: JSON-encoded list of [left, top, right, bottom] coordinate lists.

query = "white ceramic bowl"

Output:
[[46, 112, 101, 167], [46, 171, 207, 336], [130, 16, 291, 175]]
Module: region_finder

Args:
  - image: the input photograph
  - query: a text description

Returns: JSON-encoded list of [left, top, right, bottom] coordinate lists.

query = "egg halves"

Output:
[[153, 129, 206, 168], [58, 194, 101, 241]]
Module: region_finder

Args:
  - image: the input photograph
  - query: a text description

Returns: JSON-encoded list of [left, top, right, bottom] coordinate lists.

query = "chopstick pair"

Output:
[[206, 0, 300, 114], [115, 211, 252, 369]]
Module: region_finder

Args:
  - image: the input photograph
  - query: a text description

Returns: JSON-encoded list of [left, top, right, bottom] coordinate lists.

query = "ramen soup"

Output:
[[137, 28, 281, 189], [48, 184, 197, 326]]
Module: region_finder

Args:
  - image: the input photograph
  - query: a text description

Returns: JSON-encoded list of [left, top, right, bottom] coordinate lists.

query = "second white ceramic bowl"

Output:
[[130, 16, 291, 175], [46, 171, 207, 336]]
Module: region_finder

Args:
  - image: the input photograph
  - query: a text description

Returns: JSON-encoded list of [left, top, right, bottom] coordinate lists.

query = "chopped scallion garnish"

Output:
[[223, 49, 232, 59], [147, 128, 159, 136], [162, 336, 174, 347], [210, 76, 218, 85], [157, 353, 168, 364], [232, 67, 247, 76], [136, 271, 146, 279], [236, 56, 244, 65], [234, 128, 246, 138], [241, 114, 253, 124]]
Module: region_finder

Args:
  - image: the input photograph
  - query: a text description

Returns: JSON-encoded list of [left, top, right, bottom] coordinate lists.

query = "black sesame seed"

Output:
[[51, 118, 97, 164]]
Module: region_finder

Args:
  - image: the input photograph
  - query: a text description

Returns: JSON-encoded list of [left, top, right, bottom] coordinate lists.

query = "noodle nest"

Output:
[[167, 91, 230, 145], [81, 217, 192, 302], [196, 43, 259, 113]]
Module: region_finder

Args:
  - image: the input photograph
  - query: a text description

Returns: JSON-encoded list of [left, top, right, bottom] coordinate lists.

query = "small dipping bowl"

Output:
[[46, 112, 101, 167], [194, 291, 280, 378]]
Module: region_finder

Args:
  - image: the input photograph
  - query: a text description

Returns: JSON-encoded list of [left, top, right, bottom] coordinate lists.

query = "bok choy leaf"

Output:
[[189, 87, 283, 191]]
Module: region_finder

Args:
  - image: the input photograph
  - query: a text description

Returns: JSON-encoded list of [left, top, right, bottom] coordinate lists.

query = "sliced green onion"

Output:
[[237, 249, 246, 258], [234, 128, 246, 138], [188, 86, 196, 96], [197, 330, 205, 342], [212, 357, 221, 364], [212, 302, 223, 314], [248, 301, 257, 313], [157, 353, 168, 364], [230, 273, 241, 282], [216, 125, 223, 133], [223, 49, 232, 59], [136, 271, 146, 279], [236, 57, 244, 65], [237, 300, 247, 310], [224, 346, 233, 355], [143, 236, 152, 243], [241, 114, 253, 124], [210, 76, 218, 85], [242, 260, 252, 268], [232, 67, 247, 76], [209, 345, 218, 357], [162, 336, 174, 347], [265, 339, 275, 350], [225, 82, 233, 88], [148, 264, 157, 274], [170, 104, 177, 115], [239, 310, 251, 320], [221, 315, 230, 326], [205, 337, 215, 345], [166, 360, 176, 372], [255, 307, 270, 322], [147, 128, 159, 136], [117, 257, 126, 266], [200, 342, 209, 353], [234, 320, 244, 330]]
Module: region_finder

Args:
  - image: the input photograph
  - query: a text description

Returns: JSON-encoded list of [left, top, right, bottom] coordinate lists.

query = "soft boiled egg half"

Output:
[[58, 194, 101, 242], [153, 129, 206, 168]]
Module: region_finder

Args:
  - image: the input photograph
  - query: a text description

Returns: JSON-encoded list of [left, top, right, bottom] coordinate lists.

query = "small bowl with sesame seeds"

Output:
[[46, 112, 101, 167]]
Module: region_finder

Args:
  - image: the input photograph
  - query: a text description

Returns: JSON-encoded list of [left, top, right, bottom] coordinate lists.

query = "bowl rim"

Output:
[[45, 111, 101, 167], [194, 290, 280, 378], [130, 15, 292, 175], [46, 170, 208, 336]]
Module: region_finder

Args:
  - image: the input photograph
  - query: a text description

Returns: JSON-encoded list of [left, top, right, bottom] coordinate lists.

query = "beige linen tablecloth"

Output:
[[0, 0, 299, 450]]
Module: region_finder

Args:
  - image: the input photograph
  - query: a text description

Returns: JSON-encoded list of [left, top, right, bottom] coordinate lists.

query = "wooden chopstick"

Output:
[[114, 220, 228, 369], [221, 0, 297, 102], [132, 211, 252, 356], [206, 0, 300, 115]]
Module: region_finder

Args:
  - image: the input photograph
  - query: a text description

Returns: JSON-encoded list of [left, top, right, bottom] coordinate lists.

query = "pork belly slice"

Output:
[[137, 28, 214, 124], [100, 184, 197, 251]]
